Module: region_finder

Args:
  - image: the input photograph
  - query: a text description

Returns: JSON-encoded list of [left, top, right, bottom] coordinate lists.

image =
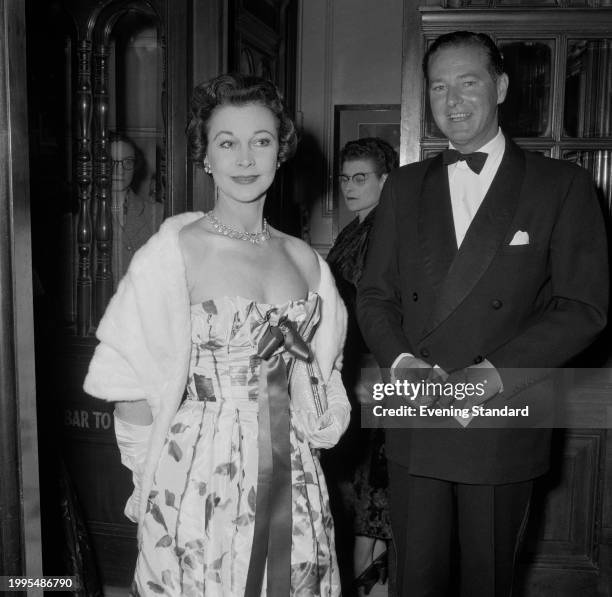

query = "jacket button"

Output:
[[473, 355, 484, 364], [420, 348, 430, 358], [412, 292, 418, 301], [491, 299, 503, 310]]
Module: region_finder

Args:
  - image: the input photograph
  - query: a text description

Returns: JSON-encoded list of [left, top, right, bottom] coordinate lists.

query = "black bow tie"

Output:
[[442, 149, 488, 174]]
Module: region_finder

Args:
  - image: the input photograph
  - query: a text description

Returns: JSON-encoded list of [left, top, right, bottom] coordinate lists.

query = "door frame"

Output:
[[0, 0, 43, 586]]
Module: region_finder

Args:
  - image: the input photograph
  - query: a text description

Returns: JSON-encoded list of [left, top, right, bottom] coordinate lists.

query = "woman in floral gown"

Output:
[[84, 74, 350, 596]]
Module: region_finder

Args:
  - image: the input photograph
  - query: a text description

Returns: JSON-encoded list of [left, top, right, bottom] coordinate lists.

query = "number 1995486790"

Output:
[[1, 577, 77, 591]]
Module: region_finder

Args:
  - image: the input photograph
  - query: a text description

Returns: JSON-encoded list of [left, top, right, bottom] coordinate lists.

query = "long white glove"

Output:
[[294, 369, 350, 449], [113, 414, 152, 522]]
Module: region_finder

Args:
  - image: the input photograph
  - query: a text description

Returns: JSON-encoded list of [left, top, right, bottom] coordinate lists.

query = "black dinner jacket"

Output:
[[356, 137, 609, 484]]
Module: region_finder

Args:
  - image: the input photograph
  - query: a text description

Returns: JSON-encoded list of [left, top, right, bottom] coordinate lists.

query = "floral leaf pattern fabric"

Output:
[[132, 294, 340, 596]]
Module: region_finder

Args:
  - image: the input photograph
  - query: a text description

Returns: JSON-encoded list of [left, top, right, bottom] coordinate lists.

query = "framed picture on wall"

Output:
[[333, 104, 400, 235]]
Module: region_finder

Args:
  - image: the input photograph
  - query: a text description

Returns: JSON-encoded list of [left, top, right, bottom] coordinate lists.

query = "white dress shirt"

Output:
[[448, 128, 506, 247]]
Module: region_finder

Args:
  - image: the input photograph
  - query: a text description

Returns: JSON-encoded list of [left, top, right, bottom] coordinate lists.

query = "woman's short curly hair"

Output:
[[187, 73, 298, 167], [339, 137, 399, 176]]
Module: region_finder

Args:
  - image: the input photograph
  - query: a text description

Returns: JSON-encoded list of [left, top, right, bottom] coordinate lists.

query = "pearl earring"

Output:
[[204, 161, 211, 174]]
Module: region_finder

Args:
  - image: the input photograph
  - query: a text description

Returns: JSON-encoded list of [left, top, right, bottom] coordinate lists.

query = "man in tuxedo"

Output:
[[356, 31, 609, 596]]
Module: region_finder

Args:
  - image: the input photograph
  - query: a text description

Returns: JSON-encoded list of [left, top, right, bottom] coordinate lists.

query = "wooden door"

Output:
[[26, 0, 193, 586], [227, 0, 302, 236]]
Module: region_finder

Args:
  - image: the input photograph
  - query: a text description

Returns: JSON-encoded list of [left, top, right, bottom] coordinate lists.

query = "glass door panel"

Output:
[[498, 40, 553, 138], [565, 39, 612, 138], [106, 11, 164, 286], [563, 148, 612, 209]]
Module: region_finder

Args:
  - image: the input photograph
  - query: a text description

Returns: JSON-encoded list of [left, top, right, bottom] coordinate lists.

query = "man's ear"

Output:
[[379, 172, 389, 189], [497, 73, 509, 105]]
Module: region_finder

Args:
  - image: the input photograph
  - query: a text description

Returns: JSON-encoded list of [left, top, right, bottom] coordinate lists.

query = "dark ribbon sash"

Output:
[[244, 319, 311, 597]]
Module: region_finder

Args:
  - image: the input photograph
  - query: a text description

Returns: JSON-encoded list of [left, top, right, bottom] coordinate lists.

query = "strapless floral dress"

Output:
[[133, 293, 340, 596]]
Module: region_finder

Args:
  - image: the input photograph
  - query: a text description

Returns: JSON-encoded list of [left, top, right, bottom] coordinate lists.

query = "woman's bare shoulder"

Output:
[[178, 216, 211, 253], [272, 228, 321, 290], [179, 215, 207, 237]]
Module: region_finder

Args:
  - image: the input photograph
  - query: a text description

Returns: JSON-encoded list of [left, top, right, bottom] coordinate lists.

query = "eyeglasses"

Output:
[[338, 172, 376, 186], [111, 157, 136, 170]]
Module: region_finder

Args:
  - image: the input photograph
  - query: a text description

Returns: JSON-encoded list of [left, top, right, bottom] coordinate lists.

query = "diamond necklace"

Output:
[[204, 211, 270, 244]]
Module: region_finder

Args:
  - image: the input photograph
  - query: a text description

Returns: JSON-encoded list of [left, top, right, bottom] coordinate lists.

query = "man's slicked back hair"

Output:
[[422, 31, 505, 82]]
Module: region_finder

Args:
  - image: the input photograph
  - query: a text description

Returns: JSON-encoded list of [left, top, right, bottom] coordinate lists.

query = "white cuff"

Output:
[[390, 352, 415, 382], [391, 352, 414, 371], [114, 414, 152, 472], [481, 358, 504, 393], [325, 369, 350, 434], [114, 414, 152, 523], [293, 369, 350, 449]]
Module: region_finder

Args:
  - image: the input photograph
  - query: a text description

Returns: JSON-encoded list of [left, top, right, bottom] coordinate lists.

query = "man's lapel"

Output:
[[421, 139, 526, 339], [418, 155, 457, 295]]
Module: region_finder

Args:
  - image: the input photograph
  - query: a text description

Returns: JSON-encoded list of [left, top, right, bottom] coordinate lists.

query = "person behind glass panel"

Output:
[[326, 137, 398, 596], [109, 132, 163, 285], [85, 74, 351, 596]]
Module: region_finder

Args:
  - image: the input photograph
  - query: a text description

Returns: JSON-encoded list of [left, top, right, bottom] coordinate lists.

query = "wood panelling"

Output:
[[523, 432, 601, 565]]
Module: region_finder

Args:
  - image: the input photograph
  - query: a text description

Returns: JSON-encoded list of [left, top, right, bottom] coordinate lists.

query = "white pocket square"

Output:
[[509, 230, 529, 246]]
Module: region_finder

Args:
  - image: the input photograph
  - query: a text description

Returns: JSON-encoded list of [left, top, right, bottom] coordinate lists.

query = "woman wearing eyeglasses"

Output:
[[326, 137, 398, 596], [109, 132, 163, 285]]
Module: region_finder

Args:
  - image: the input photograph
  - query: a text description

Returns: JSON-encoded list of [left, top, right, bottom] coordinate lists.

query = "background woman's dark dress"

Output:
[[324, 209, 391, 589]]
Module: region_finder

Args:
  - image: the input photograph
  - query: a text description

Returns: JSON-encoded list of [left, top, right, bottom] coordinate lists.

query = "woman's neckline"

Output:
[[190, 290, 319, 309]]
